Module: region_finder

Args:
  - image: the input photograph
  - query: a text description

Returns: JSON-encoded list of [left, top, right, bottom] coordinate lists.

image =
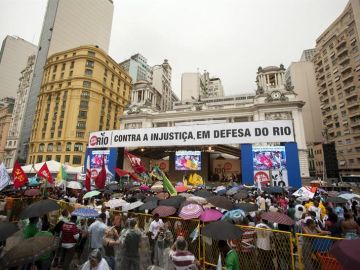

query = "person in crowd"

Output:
[[302, 217, 330, 235], [153, 223, 173, 268], [169, 236, 198, 270], [174, 220, 187, 238], [100, 205, 111, 226], [51, 219, 65, 268], [255, 218, 274, 270], [5, 195, 14, 221], [324, 210, 342, 237], [341, 212, 360, 239], [218, 240, 240, 270], [23, 216, 39, 239], [103, 216, 121, 269], [88, 212, 108, 250], [60, 215, 80, 270], [80, 248, 111, 270], [148, 213, 164, 262], [120, 218, 142, 270], [58, 209, 70, 223], [34, 222, 53, 270]]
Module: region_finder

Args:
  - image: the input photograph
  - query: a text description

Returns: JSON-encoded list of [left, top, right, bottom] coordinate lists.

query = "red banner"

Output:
[[12, 161, 28, 189], [124, 151, 147, 174], [37, 162, 53, 184]]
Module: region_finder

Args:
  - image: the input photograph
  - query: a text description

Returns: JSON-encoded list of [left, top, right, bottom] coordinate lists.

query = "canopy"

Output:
[[6, 160, 82, 174]]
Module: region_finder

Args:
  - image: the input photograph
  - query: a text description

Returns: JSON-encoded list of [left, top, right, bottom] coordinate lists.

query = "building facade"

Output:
[[0, 36, 37, 99], [152, 59, 173, 111], [3, 55, 36, 167], [300, 48, 316, 62], [119, 53, 153, 83], [27, 45, 131, 166], [0, 98, 15, 162], [120, 65, 310, 179], [314, 0, 360, 176], [19, 0, 114, 164]]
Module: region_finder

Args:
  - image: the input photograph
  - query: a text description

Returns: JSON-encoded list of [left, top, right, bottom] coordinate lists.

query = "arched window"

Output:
[[47, 143, 53, 152], [66, 142, 72, 151], [57, 143, 62, 152], [39, 144, 45, 152], [74, 143, 83, 152]]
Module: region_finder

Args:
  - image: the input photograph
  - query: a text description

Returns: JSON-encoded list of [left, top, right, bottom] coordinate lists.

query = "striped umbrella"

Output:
[[72, 208, 99, 218], [206, 196, 233, 210], [261, 211, 295, 226], [199, 209, 223, 222], [152, 205, 177, 217], [179, 204, 204, 220]]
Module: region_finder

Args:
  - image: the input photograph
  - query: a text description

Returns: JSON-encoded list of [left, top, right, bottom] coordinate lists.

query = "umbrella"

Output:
[[134, 193, 146, 200], [179, 204, 204, 220], [24, 189, 40, 197], [328, 191, 340, 197], [140, 184, 150, 191], [106, 183, 121, 192], [330, 238, 360, 270], [105, 198, 127, 209], [83, 190, 101, 199], [222, 209, 246, 222], [156, 192, 170, 200], [178, 193, 193, 198], [206, 196, 233, 210], [194, 189, 212, 198], [122, 201, 144, 211], [20, 199, 60, 219], [187, 196, 207, 205], [152, 205, 177, 217], [0, 222, 19, 241], [144, 196, 159, 203], [295, 196, 310, 203], [28, 177, 40, 186], [66, 181, 82, 190], [151, 182, 163, 192], [261, 212, 295, 226], [234, 203, 258, 212], [0, 236, 55, 268], [159, 196, 186, 208], [111, 193, 123, 199], [233, 191, 248, 200], [176, 185, 188, 193], [216, 189, 227, 196], [139, 201, 158, 211], [202, 221, 243, 240], [72, 208, 99, 218], [338, 193, 360, 201], [199, 209, 223, 222], [226, 186, 240, 196], [265, 186, 284, 194], [326, 196, 348, 204], [214, 186, 227, 193]]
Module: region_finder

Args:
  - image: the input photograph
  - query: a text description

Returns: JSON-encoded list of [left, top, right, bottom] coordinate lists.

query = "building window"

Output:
[[88, 51, 95, 57], [37, 155, 43, 163], [78, 111, 87, 119], [70, 61, 74, 68], [69, 70, 73, 77], [81, 91, 90, 99], [61, 63, 66, 71], [47, 143, 53, 152], [58, 131, 62, 137], [85, 69, 93, 76], [83, 81, 91, 88], [53, 65, 57, 72], [74, 143, 83, 152], [55, 155, 61, 162], [65, 155, 70, 163], [46, 155, 52, 161], [66, 142, 72, 151], [73, 155, 82, 165], [76, 121, 86, 129], [76, 132, 84, 138], [86, 60, 94, 68], [57, 143, 62, 152], [39, 144, 45, 152], [80, 100, 89, 109]]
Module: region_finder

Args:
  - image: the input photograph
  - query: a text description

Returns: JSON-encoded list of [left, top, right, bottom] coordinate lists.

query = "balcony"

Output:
[[339, 55, 350, 65], [336, 39, 346, 49], [341, 65, 352, 74], [342, 73, 354, 83], [337, 46, 348, 57], [349, 110, 360, 118]]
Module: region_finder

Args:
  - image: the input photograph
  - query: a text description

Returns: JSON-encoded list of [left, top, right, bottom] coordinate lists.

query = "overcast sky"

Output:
[[0, 0, 348, 97]]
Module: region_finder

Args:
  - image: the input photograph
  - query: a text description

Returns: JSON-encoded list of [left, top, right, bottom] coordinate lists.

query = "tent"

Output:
[[6, 160, 82, 175]]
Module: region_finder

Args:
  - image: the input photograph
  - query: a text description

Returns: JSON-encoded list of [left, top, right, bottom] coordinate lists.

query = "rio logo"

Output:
[[90, 132, 109, 146]]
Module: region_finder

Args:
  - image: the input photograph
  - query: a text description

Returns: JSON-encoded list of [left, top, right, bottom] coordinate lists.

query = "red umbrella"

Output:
[[176, 185, 188, 193], [179, 204, 203, 220], [152, 206, 176, 217], [24, 189, 40, 197], [330, 238, 360, 270], [261, 212, 295, 226]]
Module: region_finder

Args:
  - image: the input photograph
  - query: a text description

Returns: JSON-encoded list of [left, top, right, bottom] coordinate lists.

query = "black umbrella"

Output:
[[0, 222, 19, 241], [326, 196, 348, 204], [206, 196, 233, 210], [20, 199, 60, 219], [194, 190, 212, 198], [134, 193, 146, 200], [159, 196, 186, 208], [265, 186, 284, 194], [234, 203, 258, 212], [144, 196, 159, 203], [139, 201, 157, 211], [106, 183, 121, 192], [233, 191, 249, 200], [330, 238, 360, 270], [202, 220, 243, 240]]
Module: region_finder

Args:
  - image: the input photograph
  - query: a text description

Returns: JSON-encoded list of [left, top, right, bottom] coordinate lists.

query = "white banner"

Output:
[[88, 120, 294, 148], [0, 163, 10, 191]]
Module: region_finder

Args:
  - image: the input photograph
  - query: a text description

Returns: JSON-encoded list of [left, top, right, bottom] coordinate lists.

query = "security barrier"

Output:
[[295, 233, 343, 270]]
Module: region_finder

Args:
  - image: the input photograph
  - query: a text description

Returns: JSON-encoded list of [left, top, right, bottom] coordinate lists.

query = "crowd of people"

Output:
[[1, 182, 360, 270]]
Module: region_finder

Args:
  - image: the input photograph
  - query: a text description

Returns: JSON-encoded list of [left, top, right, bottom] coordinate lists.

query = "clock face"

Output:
[[271, 91, 281, 100]]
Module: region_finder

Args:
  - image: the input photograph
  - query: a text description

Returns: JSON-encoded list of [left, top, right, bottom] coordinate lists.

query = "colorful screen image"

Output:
[[90, 150, 110, 169], [252, 146, 286, 170], [175, 151, 201, 171]]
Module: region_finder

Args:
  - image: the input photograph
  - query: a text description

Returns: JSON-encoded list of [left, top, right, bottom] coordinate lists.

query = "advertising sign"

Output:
[[84, 148, 117, 181]]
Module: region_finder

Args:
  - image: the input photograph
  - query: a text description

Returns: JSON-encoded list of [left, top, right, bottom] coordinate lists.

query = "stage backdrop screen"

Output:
[[175, 150, 201, 171]]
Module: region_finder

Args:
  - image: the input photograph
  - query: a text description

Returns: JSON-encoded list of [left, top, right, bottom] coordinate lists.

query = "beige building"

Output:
[[27, 45, 131, 166], [0, 36, 37, 99], [0, 98, 15, 162], [314, 0, 360, 176]]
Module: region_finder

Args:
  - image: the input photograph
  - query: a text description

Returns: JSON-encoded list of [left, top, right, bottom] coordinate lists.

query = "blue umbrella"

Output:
[[226, 186, 240, 196], [28, 177, 40, 186], [72, 208, 99, 218], [222, 209, 246, 222]]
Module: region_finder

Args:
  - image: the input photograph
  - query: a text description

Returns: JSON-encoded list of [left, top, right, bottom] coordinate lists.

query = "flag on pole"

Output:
[[94, 156, 106, 189], [85, 155, 91, 192], [124, 150, 147, 174], [0, 162, 10, 191], [293, 186, 317, 199], [56, 164, 68, 183], [12, 161, 28, 188], [189, 173, 204, 186], [37, 162, 53, 184], [153, 166, 177, 196]]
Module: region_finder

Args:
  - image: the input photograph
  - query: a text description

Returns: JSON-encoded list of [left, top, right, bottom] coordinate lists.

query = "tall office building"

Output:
[[19, 0, 114, 164], [0, 36, 37, 99], [27, 46, 131, 166], [300, 49, 316, 62], [314, 0, 360, 176], [0, 98, 15, 162], [119, 54, 153, 83], [152, 59, 173, 111], [3, 55, 36, 167]]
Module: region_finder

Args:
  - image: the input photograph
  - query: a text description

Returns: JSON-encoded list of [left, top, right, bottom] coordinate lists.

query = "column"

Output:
[[275, 74, 278, 86]]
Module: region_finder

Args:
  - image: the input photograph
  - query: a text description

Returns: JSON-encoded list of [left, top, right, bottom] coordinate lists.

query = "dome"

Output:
[[257, 64, 285, 74]]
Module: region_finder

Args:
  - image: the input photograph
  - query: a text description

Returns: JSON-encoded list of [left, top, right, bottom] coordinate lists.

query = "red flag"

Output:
[[37, 162, 53, 184], [85, 155, 91, 192], [124, 151, 147, 174], [12, 161, 28, 189], [94, 156, 106, 189], [115, 168, 141, 182]]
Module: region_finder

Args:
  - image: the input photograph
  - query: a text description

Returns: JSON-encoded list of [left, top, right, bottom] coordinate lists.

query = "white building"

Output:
[[119, 53, 152, 83], [19, 0, 114, 163], [121, 65, 310, 178], [3, 55, 36, 168], [152, 59, 173, 111], [0, 36, 37, 99]]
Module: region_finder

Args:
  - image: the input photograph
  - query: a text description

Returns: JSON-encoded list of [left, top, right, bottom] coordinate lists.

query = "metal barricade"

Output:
[[295, 233, 344, 270]]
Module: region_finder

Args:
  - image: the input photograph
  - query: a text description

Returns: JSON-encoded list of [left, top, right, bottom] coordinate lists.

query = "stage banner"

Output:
[[88, 120, 294, 148]]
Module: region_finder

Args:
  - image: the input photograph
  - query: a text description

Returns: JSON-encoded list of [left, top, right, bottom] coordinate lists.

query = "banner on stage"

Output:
[[88, 120, 294, 148]]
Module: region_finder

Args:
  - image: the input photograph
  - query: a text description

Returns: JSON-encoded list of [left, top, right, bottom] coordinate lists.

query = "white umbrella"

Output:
[[105, 199, 127, 209], [338, 193, 360, 201], [122, 201, 144, 212], [66, 181, 82, 190], [187, 196, 207, 205]]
